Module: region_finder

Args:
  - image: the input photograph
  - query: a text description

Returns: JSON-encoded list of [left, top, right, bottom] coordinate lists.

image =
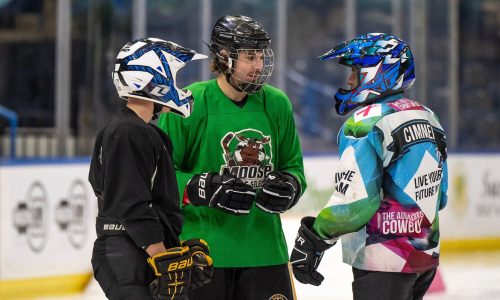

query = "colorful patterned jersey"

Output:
[[314, 93, 448, 273]]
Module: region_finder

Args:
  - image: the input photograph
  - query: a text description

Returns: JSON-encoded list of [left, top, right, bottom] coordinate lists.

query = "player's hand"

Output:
[[148, 246, 192, 300], [181, 238, 213, 289], [290, 216, 336, 286], [185, 172, 256, 215], [256, 171, 300, 213]]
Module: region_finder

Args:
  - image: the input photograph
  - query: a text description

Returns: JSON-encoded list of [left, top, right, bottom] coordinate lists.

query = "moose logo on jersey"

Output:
[[220, 129, 273, 188]]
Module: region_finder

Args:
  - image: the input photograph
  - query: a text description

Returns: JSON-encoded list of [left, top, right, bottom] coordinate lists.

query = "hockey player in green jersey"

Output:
[[157, 15, 306, 300]]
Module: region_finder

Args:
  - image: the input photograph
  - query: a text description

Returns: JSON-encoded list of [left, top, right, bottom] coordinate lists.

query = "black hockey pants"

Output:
[[91, 235, 155, 300], [352, 267, 437, 300]]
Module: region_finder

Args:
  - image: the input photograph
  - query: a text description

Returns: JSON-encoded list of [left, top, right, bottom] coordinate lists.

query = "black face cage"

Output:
[[223, 48, 274, 94]]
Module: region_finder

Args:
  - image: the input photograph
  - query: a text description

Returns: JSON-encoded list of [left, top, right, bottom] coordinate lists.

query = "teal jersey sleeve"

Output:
[[314, 107, 386, 239]]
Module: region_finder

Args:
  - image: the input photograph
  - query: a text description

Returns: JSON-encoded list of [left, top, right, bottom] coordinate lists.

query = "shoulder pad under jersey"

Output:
[[344, 104, 396, 138]]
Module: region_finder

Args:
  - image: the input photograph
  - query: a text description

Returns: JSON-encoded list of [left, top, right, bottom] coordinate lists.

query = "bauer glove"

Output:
[[148, 246, 192, 300], [185, 172, 256, 215], [181, 238, 213, 289], [256, 171, 300, 213], [290, 216, 336, 286]]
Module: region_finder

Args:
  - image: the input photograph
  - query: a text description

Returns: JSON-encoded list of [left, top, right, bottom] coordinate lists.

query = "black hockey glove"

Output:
[[290, 216, 336, 286], [256, 171, 300, 213], [148, 246, 192, 300], [181, 238, 213, 289], [186, 172, 256, 215]]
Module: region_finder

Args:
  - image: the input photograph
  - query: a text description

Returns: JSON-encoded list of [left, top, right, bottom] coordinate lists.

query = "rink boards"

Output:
[[0, 159, 95, 298], [1, 154, 500, 298], [294, 153, 500, 246]]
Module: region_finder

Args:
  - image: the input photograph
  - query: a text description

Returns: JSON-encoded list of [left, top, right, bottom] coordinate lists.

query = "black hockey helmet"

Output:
[[210, 15, 271, 54], [209, 15, 274, 94]]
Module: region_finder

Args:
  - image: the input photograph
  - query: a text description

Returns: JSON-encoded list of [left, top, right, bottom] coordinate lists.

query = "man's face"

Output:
[[231, 49, 265, 84], [218, 48, 273, 93]]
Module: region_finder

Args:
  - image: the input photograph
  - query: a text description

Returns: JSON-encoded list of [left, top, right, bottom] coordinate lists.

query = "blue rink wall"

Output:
[[1, 154, 500, 298]]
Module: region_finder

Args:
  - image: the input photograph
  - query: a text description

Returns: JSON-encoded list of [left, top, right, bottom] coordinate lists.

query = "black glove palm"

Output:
[[186, 172, 256, 215], [290, 216, 336, 286], [181, 239, 213, 289], [148, 246, 192, 299], [256, 171, 300, 213]]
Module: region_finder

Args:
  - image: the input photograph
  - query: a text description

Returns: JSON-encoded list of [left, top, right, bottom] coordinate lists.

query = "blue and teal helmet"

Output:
[[318, 33, 415, 115]]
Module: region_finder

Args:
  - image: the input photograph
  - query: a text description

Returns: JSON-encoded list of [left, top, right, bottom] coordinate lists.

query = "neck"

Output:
[[217, 74, 247, 101], [126, 98, 154, 123]]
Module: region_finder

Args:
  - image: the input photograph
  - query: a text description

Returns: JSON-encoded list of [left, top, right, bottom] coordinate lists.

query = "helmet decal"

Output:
[[318, 33, 415, 115], [113, 38, 207, 118]]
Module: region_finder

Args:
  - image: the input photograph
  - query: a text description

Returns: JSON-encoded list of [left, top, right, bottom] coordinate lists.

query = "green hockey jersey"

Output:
[[157, 79, 306, 267]]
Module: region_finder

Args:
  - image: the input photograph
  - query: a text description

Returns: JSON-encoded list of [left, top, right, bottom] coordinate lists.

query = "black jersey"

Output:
[[89, 105, 182, 248]]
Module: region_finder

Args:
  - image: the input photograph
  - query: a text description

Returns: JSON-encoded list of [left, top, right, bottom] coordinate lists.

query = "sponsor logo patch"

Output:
[[388, 98, 425, 111], [219, 129, 273, 188], [353, 104, 382, 122]]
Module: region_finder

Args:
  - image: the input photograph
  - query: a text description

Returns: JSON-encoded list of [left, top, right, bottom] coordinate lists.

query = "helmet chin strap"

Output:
[[225, 72, 245, 93], [222, 56, 245, 93]]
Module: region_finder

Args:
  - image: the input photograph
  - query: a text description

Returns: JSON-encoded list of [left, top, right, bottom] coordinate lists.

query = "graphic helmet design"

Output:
[[318, 33, 415, 115], [210, 15, 274, 94], [113, 37, 207, 117]]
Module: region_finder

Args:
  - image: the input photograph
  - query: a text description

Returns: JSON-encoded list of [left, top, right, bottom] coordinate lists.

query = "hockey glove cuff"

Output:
[[290, 216, 336, 286], [148, 246, 192, 299], [181, 238, 213, 289], [256, 171, 300, 213], [186, 172, 256, 215]]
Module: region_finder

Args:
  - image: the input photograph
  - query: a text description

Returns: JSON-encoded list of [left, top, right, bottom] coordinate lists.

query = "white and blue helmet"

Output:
[[319, 33, 415, 115], [113, 37, 207, 117]]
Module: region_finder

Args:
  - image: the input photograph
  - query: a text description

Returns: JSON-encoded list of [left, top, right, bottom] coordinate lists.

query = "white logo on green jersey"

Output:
[[219, 129, 274, 188]]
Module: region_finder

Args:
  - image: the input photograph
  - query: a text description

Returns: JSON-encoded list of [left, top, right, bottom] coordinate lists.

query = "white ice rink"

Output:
[[36, 218, 500, 300]]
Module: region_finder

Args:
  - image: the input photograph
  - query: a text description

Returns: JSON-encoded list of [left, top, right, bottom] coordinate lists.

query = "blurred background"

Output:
[[0, 0, 499, 299], [0, 0, 499, 157]]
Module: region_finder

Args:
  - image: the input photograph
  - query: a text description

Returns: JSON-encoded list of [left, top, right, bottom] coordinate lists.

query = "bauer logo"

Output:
[[55, 179, 89, 249], [12, 182, 49, 253], [103, 224, 126, 231]]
